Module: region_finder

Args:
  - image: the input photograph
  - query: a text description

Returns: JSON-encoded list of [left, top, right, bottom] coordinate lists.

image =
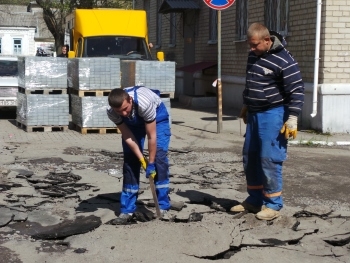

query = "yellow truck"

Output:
[[66, 9, 163, 61]]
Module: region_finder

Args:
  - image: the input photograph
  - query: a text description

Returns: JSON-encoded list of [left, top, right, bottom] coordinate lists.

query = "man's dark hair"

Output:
[[108, 88, 129, 108]]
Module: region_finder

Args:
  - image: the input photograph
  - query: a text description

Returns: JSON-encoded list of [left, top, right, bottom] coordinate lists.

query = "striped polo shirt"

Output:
[[243, 32, 305, 117], [107, 86, 162, 125]]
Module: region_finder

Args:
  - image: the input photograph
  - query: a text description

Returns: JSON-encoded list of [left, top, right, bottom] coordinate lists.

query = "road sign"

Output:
[[203, 0, 236, 10], [203, 0, 236, 133]]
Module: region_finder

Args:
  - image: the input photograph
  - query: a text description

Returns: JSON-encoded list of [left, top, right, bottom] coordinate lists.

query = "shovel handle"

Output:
[[149, 176, 161, 218]]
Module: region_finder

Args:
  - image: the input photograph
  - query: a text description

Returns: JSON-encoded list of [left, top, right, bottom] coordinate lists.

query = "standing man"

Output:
[[231, 23, 304, 220], [58, 44, 69, 57], [107, 86, 171, 224]]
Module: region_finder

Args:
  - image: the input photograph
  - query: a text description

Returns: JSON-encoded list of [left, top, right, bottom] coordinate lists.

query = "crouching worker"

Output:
[[106, 86, 171, 225]]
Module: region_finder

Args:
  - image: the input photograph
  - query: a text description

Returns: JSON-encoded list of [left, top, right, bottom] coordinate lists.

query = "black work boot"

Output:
[[111, 213, 133, 225]]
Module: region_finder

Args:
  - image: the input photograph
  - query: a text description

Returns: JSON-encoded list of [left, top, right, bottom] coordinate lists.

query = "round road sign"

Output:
[[203, 0, 236, 10]]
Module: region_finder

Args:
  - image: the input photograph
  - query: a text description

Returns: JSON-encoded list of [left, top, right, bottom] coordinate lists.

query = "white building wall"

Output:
[[0, 27, 36, 56], [302, 84, 350, 134]]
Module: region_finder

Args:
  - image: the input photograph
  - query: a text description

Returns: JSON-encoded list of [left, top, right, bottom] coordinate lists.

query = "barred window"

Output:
[[235, 0, 248, 41], [169, 13, 176, 47], [208, 9, 217, 44], [264, 0, 289, 35]]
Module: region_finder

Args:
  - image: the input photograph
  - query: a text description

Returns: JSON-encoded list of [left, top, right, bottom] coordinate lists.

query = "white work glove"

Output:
[[239, 105, 248, 124], [280, 115, 298, 139]]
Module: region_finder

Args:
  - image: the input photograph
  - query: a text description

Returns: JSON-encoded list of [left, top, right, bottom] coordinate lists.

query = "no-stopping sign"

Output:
[[203, 0, 236, 10]]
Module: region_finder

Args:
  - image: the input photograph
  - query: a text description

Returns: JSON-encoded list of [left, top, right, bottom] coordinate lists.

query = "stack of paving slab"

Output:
[[68, 57, 120, 90], [16, 57, 69, 129], [121, 60, 175, 127], [68, 57, 121, 128], [120, 60, 175, 94]]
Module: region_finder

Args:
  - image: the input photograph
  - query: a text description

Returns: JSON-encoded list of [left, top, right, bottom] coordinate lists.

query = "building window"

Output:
[[264, 0, 289, 35], [14, 38, 22, 55], [169, 13, 176, 47], [235, 0, 248, 41], [156, 0, 162, 48], [208, 9, 217, 44]]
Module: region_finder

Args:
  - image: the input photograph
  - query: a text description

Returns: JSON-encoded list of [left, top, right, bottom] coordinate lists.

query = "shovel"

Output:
[[148, 172, 162, 218], [143, 157, 162, 219]]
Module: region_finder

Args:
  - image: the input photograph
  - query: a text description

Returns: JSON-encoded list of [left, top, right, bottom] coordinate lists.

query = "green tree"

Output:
[[35, 0, 132, 53]]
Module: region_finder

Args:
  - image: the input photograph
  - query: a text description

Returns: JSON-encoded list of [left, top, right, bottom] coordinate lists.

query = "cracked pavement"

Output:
[[0, 105, 350, 263]]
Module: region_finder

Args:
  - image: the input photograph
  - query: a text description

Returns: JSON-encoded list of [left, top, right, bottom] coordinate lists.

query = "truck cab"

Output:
[[0, 56, 18, 108], [67, 9, 163, 60]]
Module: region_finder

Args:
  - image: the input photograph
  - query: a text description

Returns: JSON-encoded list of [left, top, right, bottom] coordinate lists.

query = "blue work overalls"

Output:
[[243, 106, 288, 211], [120, 87, 171, 213]]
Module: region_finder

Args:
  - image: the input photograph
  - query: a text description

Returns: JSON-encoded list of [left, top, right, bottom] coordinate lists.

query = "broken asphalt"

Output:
[[0, 102, 350, 263]]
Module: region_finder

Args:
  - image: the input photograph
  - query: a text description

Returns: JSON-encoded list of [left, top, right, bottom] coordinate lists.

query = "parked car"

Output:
[[0, 56, 18, 109]]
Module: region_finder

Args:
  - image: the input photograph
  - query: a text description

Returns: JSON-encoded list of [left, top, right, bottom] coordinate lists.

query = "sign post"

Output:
[[203, 0, 236, 133]]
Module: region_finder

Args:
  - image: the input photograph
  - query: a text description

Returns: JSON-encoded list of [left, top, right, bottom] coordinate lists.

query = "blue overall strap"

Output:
[[133, 86, 140, 103]]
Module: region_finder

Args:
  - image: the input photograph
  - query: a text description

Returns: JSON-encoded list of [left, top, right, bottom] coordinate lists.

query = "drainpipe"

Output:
[[311, 0, 322, 117]]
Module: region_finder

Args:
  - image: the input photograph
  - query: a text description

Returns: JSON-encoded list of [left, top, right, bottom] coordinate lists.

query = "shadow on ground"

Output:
[[175, 189, 240, 211], [75, 192, 154, 217]]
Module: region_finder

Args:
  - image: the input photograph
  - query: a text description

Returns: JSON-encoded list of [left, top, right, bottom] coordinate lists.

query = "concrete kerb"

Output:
[[288, 140, 350, 146], [288, 130, 350, 147]]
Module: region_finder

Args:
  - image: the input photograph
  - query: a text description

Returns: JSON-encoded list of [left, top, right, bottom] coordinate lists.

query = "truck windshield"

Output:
[[0, 60, 18, 77], [83, 36, 152, 60]]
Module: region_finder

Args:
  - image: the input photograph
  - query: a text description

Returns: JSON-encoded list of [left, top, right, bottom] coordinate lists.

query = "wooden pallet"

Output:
[[18, 87, 67, 95], [160, 92, 174, 98], [70, 89, 112, 97], [71, 123, 120, 135], [16, 121, 68, 132]]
